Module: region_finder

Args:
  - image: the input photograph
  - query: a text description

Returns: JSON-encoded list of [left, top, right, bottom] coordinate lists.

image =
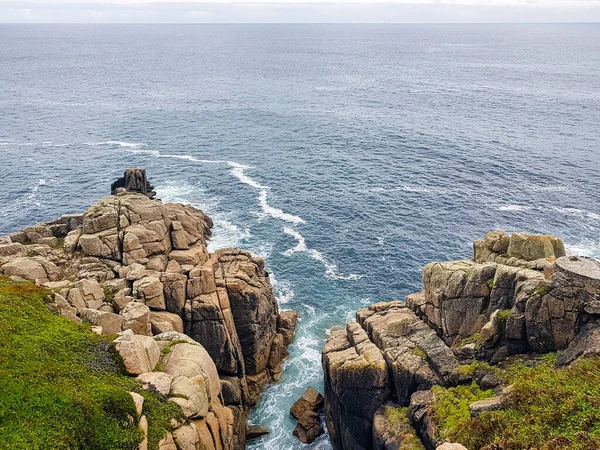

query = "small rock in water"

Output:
[[293, 411, 324, 444], [246, 425, 269, 441], [290, 386, 324, 420]]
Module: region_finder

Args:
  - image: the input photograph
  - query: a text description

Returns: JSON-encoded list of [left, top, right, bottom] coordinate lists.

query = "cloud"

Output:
[[1, 0, 600, 22]]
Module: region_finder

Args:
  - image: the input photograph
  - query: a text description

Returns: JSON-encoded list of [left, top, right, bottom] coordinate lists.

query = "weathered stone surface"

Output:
[[150, 311, 184, 334], [137, 372, 174, 396], [323, 324, 390, 450], [160, 337, 221, 401], [173, 423, 200, 450], [358, 302, 460, 405], [169, 375, 209, 419], [408, 390, 440, 450], [556, 324, 600, 367], [246, 426, 269, 441], [469, 396, 507, 416], [278, 310, 299, 346], [507, 232, 565, 261], [158, 432, 177, 450], [133, 277, 166, 310], [113, 331, 160, 375], [2, 257, 59, 282], [121, 302, 152, 336], [293, 411, 324, 444], [290, 386, 324, 420], [436, 444, 468, 450], [80, 308, 123, 334], [373, 404, 424, 450]]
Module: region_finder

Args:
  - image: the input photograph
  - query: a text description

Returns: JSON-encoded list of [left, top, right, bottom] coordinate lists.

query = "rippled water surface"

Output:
[[1, 23, 600, 450]]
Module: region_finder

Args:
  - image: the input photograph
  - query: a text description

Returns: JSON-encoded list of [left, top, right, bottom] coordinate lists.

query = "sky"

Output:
[[1, 0, 600, 23]]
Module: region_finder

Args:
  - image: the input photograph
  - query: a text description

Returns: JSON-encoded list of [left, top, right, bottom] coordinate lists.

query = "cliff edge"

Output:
[[0, 169, 298, 450], [323, 230, 600, 450]]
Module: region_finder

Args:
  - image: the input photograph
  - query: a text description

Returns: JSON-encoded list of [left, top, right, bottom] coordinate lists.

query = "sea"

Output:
[[1, 23, 599, 450]]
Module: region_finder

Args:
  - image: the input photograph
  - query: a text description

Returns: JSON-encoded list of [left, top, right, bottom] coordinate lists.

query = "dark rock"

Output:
[[290, 386, 324, 420], [111, 168, 156, 198], [246, 425, 269, 441], [556, 323, 600, 367], [293, 411, 324, 444]]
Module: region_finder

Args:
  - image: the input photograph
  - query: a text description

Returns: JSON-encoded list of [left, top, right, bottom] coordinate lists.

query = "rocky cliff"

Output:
[[322, 230, 600, 450], [0, 169, 297, 450]]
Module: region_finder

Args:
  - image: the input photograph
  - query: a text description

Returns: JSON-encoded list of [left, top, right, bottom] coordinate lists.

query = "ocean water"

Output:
[[1, 23, 600, 449]]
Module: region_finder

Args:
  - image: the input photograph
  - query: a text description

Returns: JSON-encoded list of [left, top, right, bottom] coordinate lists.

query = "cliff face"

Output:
[[0, 170, 297, 450], [322, 230, 600, 450]]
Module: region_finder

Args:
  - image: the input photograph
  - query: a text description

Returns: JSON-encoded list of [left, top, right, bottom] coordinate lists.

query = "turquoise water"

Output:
[[1, 24, 600, 449]]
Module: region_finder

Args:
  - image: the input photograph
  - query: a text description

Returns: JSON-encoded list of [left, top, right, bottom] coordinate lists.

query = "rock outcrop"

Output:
[[0, 169, 297, 450], [322, 230, 600, 450]]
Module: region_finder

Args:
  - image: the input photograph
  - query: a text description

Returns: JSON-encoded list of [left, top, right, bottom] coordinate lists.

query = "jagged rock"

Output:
[[137, 372, 173, 395], [246, 426, 269, 441], [373, 404, 424, 450], [111, 168, 156, 198], [293, 411, 324, 444], [150, 311, 184, 334], [121, 302, 152, 336], [469, 396, 507, 416], [556, 323, 600, 366], [290, 386, 324, 420], [0, 242, 27, 258], [408, 390, 440, 450], [507, 232, 565, 261], [161, 272, 187, 315], [357, 302, 460, 405], [80, 308, 123, 334], [113, 331, 160, 375], [323, 324, 390, 450], [278, 310, 299, 346], [129, 391, 144, 418], [133, 276, 166, 310]]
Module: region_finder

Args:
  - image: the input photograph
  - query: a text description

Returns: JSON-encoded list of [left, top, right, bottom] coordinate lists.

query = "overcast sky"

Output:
[[1, 0, 600, 23]]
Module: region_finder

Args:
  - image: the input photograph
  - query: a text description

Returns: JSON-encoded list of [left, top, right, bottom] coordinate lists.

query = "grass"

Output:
[[432, 383, 494, 441], [435, 354, 600, 450], [461, 333, 482, 346], [458, 361, 493, 377], [487, 279, 495, 290], [496, 309, 511, 321], [383, 406, 425, 450], [0, 277, 182, 450]]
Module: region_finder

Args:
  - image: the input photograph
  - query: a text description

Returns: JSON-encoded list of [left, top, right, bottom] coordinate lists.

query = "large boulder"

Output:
[[113, 331, 160, 375]]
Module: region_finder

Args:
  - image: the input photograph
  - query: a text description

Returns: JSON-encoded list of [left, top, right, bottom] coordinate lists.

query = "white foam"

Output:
[[565, 241, 600, 258], [497, 204, 531, 212], [258, 190, 305, 224], [227, 162, 268, 190], [554, 207, 600, 221], [283, 227, 363, 281]]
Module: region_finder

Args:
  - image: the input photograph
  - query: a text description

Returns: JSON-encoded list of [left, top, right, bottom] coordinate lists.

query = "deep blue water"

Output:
[[1, 23, 600, 449]]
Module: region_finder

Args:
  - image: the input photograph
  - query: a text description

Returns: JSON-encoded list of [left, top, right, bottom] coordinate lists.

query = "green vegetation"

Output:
[[487, 279, 495, 290], [411, 347, 427, 359], [103, 286, 115, 304], [461, 333, 482, 346], [496, 309, 512, 321], [458, 360, 493, 377], [432, 383, 494, 440], [535, 282, 549, 296], [383, 406, 425, 450], [436, 354, 600, 450], [0, 277, 181, 450]]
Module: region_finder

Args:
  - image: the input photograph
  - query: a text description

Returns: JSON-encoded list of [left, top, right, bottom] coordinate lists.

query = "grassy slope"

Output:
[[436, 355, 600, 450], [0, 277, 182, 450]]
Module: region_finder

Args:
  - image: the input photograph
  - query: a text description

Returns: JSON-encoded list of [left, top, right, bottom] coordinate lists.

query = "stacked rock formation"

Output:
[[0, 170, 297, 450], [322, 230, 600, 450]]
